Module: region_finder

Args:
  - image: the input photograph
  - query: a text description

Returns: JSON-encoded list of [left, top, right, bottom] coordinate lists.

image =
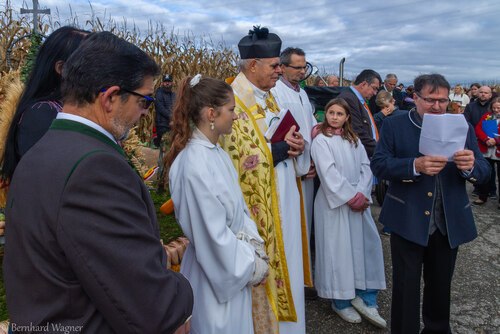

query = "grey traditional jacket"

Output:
[[4, 119, 193, 333]]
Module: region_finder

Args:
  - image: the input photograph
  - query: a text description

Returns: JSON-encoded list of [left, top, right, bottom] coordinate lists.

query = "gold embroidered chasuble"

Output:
[[221, 72, 298, 328]]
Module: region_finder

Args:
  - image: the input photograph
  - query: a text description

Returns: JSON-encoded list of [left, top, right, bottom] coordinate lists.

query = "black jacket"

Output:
[[463, 99, 490, 127], [154, 88, 175, 131]]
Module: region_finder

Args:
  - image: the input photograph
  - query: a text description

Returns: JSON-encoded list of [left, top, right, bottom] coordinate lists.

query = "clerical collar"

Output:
[[280, 76, 300, 92], [56, 112, 117, 143], [248, 81, 271, 111], [249, 81, 268, 101]]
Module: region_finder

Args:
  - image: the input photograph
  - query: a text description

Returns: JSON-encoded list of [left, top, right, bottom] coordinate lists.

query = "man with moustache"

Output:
[[371, 73, 490, 333], [221, 27, 307, 334], [4, 32, 193, 333]]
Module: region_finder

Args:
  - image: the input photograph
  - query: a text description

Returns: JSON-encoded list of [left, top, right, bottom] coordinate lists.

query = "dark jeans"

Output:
[[390, 232, 458, 334], [478, 158, 499, 202]]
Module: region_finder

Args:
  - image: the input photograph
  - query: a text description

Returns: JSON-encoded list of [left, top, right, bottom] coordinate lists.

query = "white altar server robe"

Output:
[[272, 80, 317, 237], [311, 134, 386, 300], [169, 130, 261, 334]]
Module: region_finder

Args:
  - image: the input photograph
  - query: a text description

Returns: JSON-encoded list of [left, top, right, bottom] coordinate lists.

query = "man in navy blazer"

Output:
[[371, 74, 490, 334]]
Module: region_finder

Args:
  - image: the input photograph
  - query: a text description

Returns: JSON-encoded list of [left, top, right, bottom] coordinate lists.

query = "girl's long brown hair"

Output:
[[163, 76, 232, 177], [321, 98, 359, 147]]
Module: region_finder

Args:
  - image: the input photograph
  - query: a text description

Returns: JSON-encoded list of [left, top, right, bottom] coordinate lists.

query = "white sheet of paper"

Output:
[[419, 113, 468, 159]]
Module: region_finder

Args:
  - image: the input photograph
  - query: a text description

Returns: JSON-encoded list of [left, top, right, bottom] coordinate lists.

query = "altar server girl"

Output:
[[311, 98, 386, 328], [165, 75, 268, 334]]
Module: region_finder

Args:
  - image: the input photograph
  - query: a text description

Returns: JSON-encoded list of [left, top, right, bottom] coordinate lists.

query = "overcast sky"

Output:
[[9, 0, 500, 85]]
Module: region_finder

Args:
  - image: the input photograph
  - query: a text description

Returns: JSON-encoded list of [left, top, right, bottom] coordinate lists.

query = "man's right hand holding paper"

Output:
[[415, 155, 448, 176]]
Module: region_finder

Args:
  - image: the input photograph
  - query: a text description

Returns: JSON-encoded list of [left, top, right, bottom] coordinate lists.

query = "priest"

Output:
[[221, 27, 307, 334]]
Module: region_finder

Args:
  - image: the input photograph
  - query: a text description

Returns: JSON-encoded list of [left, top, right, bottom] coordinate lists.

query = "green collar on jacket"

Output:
[[50, 119, 143, 178], [50, 119, 125, 157]]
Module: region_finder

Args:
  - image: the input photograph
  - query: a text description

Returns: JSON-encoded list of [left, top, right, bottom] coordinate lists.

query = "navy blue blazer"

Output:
[[371, 111, 491, 248]]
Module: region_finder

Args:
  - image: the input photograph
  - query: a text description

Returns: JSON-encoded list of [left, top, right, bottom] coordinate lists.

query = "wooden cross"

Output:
[[20, 0, 50, 35]]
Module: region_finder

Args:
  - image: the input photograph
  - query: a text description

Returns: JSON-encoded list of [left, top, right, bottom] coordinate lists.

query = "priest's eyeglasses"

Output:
[[415, 93, 449, 106], [120, 88, 155, 109]]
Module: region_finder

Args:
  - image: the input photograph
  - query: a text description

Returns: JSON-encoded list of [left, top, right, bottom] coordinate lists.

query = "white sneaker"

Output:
[[331, 302, 362, 323], [351, 296, 387, 329]]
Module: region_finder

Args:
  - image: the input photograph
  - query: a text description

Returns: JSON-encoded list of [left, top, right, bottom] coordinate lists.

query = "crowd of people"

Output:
[[0, 24, 497, 334]]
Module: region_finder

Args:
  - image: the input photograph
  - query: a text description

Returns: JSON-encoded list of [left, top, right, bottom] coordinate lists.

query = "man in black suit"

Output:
[[337, 69, 381, 158], [4, 32, 193, 333]]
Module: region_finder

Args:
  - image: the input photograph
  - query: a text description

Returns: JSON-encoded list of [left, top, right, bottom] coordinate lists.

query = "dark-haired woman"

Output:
[[166, 75, 268, 334], [1, 26, 88, 182]]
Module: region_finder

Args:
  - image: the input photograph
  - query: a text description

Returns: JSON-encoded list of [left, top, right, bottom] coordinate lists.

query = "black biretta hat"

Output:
[[238, 26, 282, 59]]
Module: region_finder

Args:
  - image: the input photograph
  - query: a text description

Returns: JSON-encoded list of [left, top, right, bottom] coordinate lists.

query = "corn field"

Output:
[[0, 0, 239, 144]]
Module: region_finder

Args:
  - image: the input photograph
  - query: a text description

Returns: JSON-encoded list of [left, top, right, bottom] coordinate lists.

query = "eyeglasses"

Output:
[[99, 88, 155, 109], [283, 64, 307, 71], [120, 88, 155, 109], [415, 93, 449, 106]]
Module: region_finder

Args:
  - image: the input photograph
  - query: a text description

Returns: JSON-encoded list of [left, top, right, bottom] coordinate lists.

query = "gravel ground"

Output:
[[305, 187, 499, 334]]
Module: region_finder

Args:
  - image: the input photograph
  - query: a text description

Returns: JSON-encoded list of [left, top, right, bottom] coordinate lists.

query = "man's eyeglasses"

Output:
[[120, 88, 155, 109], [283, 64, 307, 71], [99, 88, 155, 109], [415, 93, 449, 106]]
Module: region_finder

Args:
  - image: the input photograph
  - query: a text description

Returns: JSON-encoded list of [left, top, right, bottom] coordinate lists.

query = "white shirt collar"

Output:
[[248, 81, 271, 109], [56, 112, 117, 143]]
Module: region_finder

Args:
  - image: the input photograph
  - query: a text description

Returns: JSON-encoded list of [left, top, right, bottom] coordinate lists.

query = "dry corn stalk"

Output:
[[1, 1, 239, 171]]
